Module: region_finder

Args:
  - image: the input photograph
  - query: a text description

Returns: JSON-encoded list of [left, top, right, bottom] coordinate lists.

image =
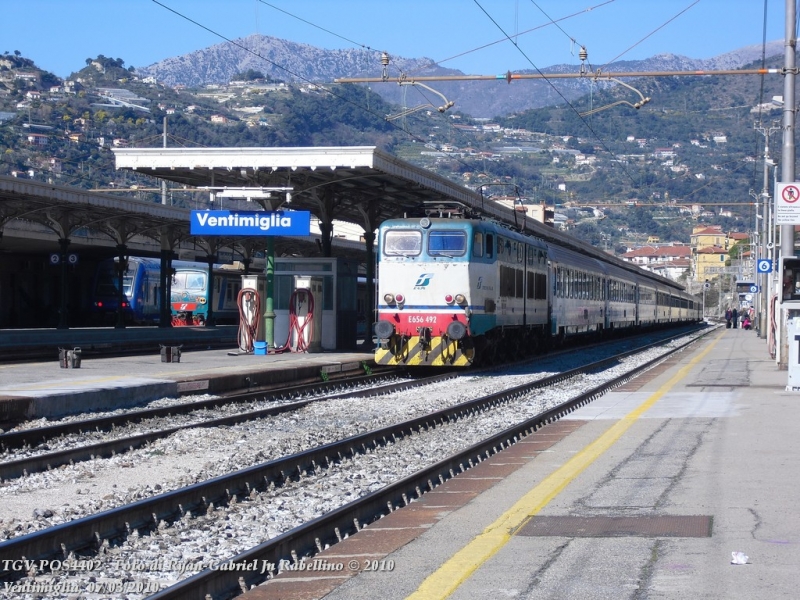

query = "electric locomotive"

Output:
[[373, 216, 701, 367], [374, 217, 550, 366]]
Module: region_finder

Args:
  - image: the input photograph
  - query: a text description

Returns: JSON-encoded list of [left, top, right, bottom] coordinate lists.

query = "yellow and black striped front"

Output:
[[376, 335, 474, 367]]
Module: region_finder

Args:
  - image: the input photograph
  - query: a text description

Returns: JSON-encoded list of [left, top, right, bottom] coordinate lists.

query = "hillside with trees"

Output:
[[0, 48, 782, 251]]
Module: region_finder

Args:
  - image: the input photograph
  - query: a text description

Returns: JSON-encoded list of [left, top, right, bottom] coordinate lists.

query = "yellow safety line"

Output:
[[406, 331, 724, 600]]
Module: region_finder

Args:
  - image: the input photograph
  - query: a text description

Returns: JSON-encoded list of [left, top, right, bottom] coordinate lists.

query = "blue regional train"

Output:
[[373, 217, 702, 367], [90, 257, 244, 325]]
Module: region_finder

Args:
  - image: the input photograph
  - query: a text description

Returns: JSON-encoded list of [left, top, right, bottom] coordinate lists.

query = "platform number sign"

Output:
[[757, 259, 772, 274], [49, 253, 78, 265]]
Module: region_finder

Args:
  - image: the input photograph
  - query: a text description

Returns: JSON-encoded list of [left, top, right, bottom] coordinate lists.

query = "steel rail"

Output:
[[0, 326, 699, 479], [0, 327, 711, 584], [0, 371, 446, 480], [0, 370, 401, 451], [148, 328, 714, 599]]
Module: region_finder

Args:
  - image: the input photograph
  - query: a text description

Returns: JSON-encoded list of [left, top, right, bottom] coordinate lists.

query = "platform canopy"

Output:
[[112, 146, 492, 230], [0, 174, 364, 260], [112, 145, 653, 276]]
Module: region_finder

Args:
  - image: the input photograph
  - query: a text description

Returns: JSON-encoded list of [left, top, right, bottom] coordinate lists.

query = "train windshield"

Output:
[[94, 264, 133, 298], [172, 271, 207, 291], [428, 230, 467, 257], [384, 230, 422, 256]]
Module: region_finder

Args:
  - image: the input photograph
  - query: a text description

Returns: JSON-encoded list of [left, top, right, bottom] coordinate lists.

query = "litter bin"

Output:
[[58, 347, 82, 368], [160, 345, 182, 363]]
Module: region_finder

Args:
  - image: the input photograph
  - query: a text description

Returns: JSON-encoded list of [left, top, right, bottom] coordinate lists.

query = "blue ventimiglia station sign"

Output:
[[190, 210, 311, 236]]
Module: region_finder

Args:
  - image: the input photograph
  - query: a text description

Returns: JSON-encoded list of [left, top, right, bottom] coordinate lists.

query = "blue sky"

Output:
[[3, 0, 788, 78]]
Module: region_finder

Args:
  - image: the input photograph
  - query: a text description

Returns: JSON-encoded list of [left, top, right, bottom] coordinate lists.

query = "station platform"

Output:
[[0, 342, 376, 423], [0, 324, 239, 361], [242, 326, 800, 600]]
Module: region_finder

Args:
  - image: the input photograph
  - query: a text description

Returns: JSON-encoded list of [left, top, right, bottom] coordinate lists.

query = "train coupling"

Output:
[[417, 326, 432, 347]]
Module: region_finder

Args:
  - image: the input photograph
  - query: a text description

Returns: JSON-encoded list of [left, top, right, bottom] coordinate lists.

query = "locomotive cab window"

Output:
[[384, 230, 422, 256], [428, 230, 467, 256], [472, 232, 483, 257]]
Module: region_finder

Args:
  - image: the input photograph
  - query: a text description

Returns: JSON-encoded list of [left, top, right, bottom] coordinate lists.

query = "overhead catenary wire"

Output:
[[598, 1, 701, 70], [148, 1, 492, 181], [471, 0, 640, 187], [404, 0, 617, 78], [150, 0, 442, 150], [150, 0, 774, 211]]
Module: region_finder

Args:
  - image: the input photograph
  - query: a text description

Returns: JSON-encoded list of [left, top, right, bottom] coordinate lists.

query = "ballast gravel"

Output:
[[0, 330, 706, 599]]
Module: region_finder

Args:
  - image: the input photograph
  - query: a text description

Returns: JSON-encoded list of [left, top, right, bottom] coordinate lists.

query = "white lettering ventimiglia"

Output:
[[195, 212, 296, 231]]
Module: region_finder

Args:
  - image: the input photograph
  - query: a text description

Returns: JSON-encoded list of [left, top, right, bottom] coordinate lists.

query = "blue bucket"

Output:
[[253, 341, 268, 356]]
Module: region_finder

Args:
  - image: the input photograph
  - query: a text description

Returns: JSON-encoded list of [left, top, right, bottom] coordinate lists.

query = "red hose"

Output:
[[237, 288, 261, 353], [273, 288, 315, 353]]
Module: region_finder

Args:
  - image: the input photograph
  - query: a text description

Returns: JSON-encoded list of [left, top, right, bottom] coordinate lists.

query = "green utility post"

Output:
[[57, 238, 71, 330], [264, 237, 275, 349]]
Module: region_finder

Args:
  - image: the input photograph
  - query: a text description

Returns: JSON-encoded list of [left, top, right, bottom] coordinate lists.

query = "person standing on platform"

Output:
[[732, 307, 738, 329], [725, 307, 732, 329]]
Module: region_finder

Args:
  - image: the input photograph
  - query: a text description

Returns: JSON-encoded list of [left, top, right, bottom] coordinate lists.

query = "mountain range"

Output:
[[136, 35, 784, 118]]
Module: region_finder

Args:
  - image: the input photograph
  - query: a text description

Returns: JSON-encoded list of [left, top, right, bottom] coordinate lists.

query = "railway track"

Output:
[[0, 326, 714, 598], [0, 326, 699, 482], [0, 369, 421, 480]]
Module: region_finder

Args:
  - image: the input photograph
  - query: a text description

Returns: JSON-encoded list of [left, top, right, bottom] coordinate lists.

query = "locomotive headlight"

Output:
[[197, 297, 207, 304], [395, 293, 405, 305], [455, 293, 467, 305], [444, 294, 454, 304], [383, 293, 395, 305]]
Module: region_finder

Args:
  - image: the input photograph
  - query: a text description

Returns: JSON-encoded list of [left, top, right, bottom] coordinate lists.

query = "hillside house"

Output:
[[654, 148, 676, 159], [620, 244, 691, 282], [694, 246, 729, 281], [690, 226, 750, 281], [26, 133, 48, 146], [40, 157, 62, 173], [14, 72, 37, 84]]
